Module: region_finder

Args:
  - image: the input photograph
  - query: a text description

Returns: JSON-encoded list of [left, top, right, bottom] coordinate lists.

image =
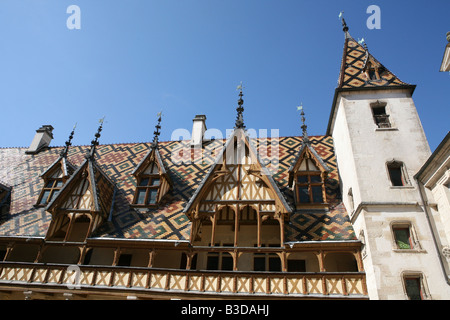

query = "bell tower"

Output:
[[327, 17, 450, 299]]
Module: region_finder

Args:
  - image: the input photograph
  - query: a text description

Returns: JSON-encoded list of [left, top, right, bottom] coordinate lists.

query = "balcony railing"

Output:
[[0, 262, 367, 299]]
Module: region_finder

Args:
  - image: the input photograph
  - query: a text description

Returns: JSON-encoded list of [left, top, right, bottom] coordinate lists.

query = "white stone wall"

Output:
[[330, 88, 450, 299]]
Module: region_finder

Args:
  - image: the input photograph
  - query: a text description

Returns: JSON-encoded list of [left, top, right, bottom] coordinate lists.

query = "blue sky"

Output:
[[0, 0, 448, 152]]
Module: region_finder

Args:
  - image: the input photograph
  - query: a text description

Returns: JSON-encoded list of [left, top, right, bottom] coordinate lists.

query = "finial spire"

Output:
[[339, 11, 351, 39], [60, 123, 76, 158], [87, 117, 105, 159], [235, 82, 245, 129], [152, 111, 162, 147], [297, 103, 310, 144]]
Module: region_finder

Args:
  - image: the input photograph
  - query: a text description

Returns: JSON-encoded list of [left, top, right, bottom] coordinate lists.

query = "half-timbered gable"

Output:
[[44, 122, 116, 243], [183, 90, 292, 248]]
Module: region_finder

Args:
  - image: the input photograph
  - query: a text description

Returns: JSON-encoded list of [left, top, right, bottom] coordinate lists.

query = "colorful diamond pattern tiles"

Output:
[[338, 37, 412, 90], [0, 136, 356, 242]]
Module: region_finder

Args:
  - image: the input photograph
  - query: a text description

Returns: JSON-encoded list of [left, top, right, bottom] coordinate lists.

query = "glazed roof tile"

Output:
[[338, 36, 413, 90], [0, 136, 356, 242]]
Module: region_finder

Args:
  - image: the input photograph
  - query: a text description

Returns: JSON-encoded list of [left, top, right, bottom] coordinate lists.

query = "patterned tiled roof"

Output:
[[338, 36, 413, 90], [0, 136, 356, 242]]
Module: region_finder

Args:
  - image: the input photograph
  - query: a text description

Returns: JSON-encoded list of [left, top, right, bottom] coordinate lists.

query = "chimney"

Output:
[[190, 115, 206, 147], [26, 125, 54, 154]]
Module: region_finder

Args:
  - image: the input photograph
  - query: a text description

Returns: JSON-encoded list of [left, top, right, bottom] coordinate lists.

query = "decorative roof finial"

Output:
[[152, 111, 162, 147], [60, 123, 76, 158], [87, 116, 105, 159], [297, 103, 310, 144], [339, 11, 351, 39], [235, 81, 245, 129]]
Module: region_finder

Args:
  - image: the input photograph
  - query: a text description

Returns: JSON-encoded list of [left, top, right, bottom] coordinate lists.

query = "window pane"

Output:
[[151, 178, 160, 186], [136, 189, 146, 204], [254, 257, 266, 271], [298, 186, 310, 203], [310, 175, 322, 183], [288, 260, 306, 272], [405, 278, 422, 300], [394, 228, 412, 249], [372, 106, 386, 116], [117, 254, 132, 267], [207, 255, 219, 270], [45, 180, 55, 188], [40, 190, 51, 204], [49, 190, 59, 203], [139, 178, 150, 186], [312, 186, 324, 203], [268, 256, 281, 272], [221, 255, 233, 271], [147, 189, 158, 204], [55, 180, 63, 188], [389, 166, 404, 186], [297, 176, 308, 184]]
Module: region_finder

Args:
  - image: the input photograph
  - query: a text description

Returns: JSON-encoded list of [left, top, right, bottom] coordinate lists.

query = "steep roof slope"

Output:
[[0, 136, 356, 242]]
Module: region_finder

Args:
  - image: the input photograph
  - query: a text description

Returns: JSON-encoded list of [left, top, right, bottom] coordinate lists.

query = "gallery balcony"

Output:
[[0, 261, 368, 300]]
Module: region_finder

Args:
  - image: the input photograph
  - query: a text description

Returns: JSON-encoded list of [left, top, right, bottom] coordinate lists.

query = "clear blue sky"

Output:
[[0, 0, 448, 152]]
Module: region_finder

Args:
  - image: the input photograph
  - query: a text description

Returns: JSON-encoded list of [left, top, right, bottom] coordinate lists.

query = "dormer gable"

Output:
[[289, 106, 330, 209], [288, 142, 330, 208], [36, 127, 77, 207], [130, 113, 172, 207], [183, 128, 292, 220], [44, 120, 116, 242], [131, 146, 172, 207]]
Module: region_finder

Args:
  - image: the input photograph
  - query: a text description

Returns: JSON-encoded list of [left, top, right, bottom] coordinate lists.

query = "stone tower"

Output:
[[327, 19, 450, 299]]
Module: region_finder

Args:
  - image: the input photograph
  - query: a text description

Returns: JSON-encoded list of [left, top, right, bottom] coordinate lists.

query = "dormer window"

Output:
[[134, 163, 161, 206], [36, 159, 74, 207], [295, 159, 326, 205], [131, 147, 172, 207], [288, 142, 330, 208], [38, 176, 64, 205], [364, 57, 387, 82]]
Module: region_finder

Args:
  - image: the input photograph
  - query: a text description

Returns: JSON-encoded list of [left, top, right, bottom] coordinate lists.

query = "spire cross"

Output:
[[235, 82, 245, 129], [60, 123, 76, 158]]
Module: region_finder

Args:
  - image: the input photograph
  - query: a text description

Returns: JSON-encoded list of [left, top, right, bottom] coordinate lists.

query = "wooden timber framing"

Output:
[[184, 129, 293, 246], [0, 236, 367, 299], [0, 236, 364, 272]]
